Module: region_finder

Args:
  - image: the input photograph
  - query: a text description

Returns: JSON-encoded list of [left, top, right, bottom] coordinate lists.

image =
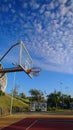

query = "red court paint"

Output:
[[1, 118, 73, 130]]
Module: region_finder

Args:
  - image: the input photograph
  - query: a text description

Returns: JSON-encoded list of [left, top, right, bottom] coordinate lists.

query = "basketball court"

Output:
[[0, 42, 73, 130], [1, 116, 73, 130]]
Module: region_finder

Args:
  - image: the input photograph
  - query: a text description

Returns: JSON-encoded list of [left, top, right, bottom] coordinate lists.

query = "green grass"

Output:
[[19, 98, 30, 104], [0, 94, 29, 109]]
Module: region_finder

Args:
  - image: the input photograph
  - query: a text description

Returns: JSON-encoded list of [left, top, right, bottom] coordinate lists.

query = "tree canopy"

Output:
[[29, 89, 45, 102]]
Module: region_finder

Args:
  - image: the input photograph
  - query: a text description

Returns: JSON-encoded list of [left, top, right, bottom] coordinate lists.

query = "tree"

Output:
[[29, 89, 45, 102], [47, 90, 73, 109], [61, 94, 71, 109], [0, 90, 5, 96], [19, 92, 26, 99], [47, 91, 62, 108]]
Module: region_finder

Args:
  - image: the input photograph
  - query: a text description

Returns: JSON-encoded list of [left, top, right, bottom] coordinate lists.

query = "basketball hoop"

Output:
[[26, 67, 41, 76], [0, 42, 41, 78]]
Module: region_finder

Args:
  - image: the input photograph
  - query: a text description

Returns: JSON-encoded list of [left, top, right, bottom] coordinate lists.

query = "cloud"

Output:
[[29, 0, 40, 9], [0, 0, 73, 74]]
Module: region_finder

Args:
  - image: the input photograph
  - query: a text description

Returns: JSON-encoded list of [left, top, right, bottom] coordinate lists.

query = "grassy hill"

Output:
[[0, 94, 30, 115]]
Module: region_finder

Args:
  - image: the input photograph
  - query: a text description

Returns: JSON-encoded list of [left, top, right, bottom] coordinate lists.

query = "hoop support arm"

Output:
[[0, 67, 32, 78], [0, 67, 23, 73]]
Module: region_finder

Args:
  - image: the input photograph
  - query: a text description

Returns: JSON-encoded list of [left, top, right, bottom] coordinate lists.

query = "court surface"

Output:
[[1, 117, 73, 130]]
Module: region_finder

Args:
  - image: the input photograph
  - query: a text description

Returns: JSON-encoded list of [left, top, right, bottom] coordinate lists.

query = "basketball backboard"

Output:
[[0, 41, 40, 78], [18, 41, 33, 78]]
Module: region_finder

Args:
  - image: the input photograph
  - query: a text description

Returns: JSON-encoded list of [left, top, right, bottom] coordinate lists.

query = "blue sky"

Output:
[[0, 0, 73, 97]]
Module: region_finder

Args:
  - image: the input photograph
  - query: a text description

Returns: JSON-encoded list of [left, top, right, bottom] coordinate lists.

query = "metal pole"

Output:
[[10, 72, 16, 115]]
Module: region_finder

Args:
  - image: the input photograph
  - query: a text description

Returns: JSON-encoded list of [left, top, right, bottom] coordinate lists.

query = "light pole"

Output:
[[10, 72, 16, 115]]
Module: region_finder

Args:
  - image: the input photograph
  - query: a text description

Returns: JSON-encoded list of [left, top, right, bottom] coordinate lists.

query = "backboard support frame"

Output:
[[0, 41, 33, 78]]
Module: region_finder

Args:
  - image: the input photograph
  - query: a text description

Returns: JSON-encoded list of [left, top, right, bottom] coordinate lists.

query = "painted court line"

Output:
[[25, 120, 38, 130]]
